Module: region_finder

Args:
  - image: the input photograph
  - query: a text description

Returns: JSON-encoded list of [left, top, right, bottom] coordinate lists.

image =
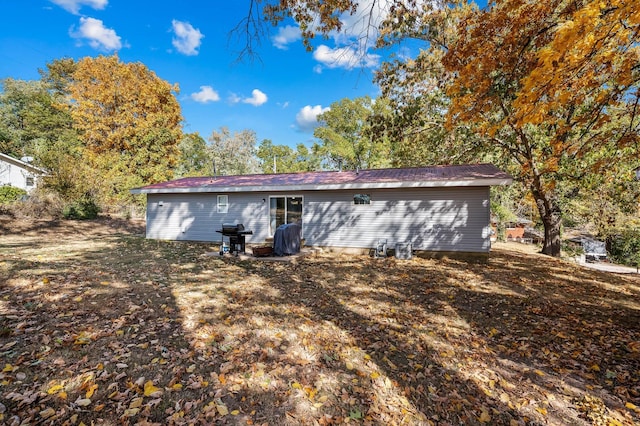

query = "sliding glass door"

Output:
[[269, 196, 303, 236]]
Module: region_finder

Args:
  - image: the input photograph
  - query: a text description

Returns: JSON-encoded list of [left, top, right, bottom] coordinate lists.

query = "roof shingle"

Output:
[[132, 163, 511, 194]]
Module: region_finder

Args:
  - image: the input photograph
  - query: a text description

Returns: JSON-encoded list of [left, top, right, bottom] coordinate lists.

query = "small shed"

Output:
[[0, 153, 46, 192], [131, 164, 512, 254]]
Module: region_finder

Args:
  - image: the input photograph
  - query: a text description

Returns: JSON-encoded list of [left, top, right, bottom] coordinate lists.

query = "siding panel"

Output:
[[146, 193, 271, 243], [145, 186, 491, 252], [303, 187, 490, 252]]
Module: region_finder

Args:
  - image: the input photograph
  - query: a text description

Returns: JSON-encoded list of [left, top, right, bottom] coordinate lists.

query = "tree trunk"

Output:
[[540, 209, 562, 256], [531, 175, 563, 257]]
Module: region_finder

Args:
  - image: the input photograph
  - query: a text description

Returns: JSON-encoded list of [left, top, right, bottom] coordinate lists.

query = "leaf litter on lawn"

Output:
[[0, 219, 639, 425]]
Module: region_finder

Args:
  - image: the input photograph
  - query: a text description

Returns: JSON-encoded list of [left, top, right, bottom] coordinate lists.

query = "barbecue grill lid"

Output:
[[222, 223, 244, 231]]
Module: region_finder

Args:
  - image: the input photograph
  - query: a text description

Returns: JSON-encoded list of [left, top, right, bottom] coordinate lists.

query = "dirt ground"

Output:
[[1, 217, 639, 425]]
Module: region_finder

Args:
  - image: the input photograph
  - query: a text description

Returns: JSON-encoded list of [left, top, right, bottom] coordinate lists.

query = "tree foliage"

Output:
[[68, 54, 183, 203], [313, 96, 391, 170], [208, 127, 260, 176], [256, 139, 321, 173], [441, 0, 640, 255], [176, 132, 210, 177]]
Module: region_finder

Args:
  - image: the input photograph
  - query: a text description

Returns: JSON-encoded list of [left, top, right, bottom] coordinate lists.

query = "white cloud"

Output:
[[50, 0, 107, 14], [272, 25, 301, 50], [243, 89, 268, 107], [70, 17, 122, 51], [296, 105, 330, 132], [228, 93, 242, 104], [171, 20, 204, 56], [191, 86, 220, 103], [313, 44, 380, 70]]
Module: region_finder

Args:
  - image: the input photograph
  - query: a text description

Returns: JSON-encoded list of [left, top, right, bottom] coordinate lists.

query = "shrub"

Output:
[[62, 196, 100, 220], [0, 186, 27, 204], [608, 229, 640, 268]]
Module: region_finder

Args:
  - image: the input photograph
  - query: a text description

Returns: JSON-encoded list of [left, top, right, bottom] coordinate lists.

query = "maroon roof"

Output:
[[132, 163, 511, 192]]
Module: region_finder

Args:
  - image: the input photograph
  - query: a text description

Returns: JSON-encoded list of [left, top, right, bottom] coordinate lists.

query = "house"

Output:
[[130, 164, 512, 253], [0, 153, 46, 192]]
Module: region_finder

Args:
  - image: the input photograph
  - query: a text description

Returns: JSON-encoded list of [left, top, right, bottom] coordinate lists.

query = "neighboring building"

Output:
[[131, 164, 512, 253], [0, 153, 47, 192]]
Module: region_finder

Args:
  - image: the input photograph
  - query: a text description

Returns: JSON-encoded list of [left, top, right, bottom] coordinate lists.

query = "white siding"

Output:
[[146, 193, 270, 243], [145, 186, 491, 252], [303, 187, 491, 252], [0, 158, 39, 192]]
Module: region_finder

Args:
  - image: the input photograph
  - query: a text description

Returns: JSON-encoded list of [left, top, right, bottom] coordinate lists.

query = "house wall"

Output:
[[146, 186, 491, 253], [146, 192, 271, 242], [304, 187, 490, 252], [0, 158, 39, 192]]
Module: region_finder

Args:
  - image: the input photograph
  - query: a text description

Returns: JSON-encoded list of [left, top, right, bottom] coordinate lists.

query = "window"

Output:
[[26, 176, 35, 187], [269, 196, 303, 235], [217, 195, 228, 213], [353, 194, 371, 205]]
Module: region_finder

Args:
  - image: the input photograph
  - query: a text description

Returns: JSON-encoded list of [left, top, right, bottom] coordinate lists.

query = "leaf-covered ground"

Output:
[[1, 218, 639, 425]]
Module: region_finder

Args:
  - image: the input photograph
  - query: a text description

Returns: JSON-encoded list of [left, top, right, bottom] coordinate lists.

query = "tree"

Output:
[[372, 2, 488, 168], [68, 54, 183, 203], [176, 132, 210, 177], [256, 139, 322, 173], [442, 0, 640, 256], [208, 127, 260, 176], [314, 96, 391, 170], [0, 78, 67, 158]]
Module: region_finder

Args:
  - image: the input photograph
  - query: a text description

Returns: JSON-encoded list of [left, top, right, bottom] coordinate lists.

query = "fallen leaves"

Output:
[[0, 220, 639, 425]]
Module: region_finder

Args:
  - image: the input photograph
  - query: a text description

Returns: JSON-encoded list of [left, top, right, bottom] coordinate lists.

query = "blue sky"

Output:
[[0, 0, 400, 148]]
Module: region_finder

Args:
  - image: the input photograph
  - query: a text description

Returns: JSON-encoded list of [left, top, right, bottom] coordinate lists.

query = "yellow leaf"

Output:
[[292, 382, 302, 390], [626, 402, 639, 412], [370, 372, 380, 379], [534, 370, 545, 376], [74, 334, 91, 345], [345, 361, 354, 370], [479, 410, 491, 423], [42, 277, 50, 284], [129, 398, 143, 409], [2, 364, 15, 372], [143, 380, 161, 397], [590, 364, 600, 372], [231, 410, 240, 415], [47, 384, 64, 395], [171, 383, 183, 390], [363, 354, 371, 360], [536, 407, 548, 416], [217, 404, 229, 416], [86, 384, 98, 398], [123, 408, 139, 417]]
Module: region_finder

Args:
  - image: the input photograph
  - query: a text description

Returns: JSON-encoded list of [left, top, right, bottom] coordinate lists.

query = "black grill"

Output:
[[215, 223, 253, 255]]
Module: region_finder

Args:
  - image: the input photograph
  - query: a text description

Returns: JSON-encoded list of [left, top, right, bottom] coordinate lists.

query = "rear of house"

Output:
[[131, 164, 512, 253]]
